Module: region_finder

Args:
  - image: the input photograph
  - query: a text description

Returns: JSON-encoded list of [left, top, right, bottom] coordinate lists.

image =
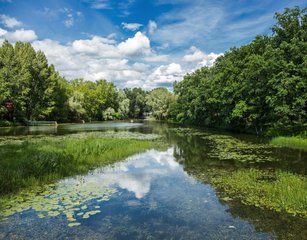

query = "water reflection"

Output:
[[0, 147, 274, 239], [0, 122, 143, 136], [1, 122, 306, 239], [85, 148, 180, 199]]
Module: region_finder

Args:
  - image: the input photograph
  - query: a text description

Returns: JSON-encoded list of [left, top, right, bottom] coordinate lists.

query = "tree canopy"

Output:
[[172, 7, 307, 135]]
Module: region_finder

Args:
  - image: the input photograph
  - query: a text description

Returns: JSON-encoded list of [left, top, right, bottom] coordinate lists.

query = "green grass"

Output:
[[271, 136, 307, 151], [0, 135, 156, 195], [211, 169, 307, 217]]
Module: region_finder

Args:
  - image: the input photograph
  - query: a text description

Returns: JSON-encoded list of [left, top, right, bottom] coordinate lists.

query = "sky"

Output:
[[0, 0, 306, 90]]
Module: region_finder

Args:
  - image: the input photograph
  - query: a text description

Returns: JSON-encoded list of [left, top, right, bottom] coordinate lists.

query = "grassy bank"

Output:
[[271, 136, 307, 151], [0, 135, 156, 195], [211, 169, 307, 217]]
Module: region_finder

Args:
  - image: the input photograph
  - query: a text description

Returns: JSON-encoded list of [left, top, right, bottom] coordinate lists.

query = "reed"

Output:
[[0, 135, 155, 195]]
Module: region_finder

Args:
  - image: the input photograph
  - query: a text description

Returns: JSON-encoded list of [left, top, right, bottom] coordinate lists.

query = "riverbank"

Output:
[[0, 134, 157, 195]]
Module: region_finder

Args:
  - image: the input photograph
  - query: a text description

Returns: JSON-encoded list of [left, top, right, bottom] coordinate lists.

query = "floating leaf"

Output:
[[68, 222, 81, 227]]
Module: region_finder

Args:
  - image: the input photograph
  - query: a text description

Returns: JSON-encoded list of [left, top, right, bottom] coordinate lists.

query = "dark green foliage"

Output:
[[124, 87, 149, 118], [173, 7, 307, 135]]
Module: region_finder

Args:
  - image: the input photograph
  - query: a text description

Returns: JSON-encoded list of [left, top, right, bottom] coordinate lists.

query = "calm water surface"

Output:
[[0, 121, 306, 239]]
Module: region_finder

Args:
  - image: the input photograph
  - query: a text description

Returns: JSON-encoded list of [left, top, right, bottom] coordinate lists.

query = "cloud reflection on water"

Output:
[[83, 147, 181, 199]]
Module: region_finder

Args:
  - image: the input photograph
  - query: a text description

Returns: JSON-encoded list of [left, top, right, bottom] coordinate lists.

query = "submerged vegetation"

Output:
[[271, 136, 307, 151], [172, 129, 307, 218], [0, 134, 157, 195], [211, 169, 307, 217]]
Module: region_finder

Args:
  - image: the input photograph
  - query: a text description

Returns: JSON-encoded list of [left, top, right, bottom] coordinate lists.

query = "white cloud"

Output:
[[61, 8, 77, 28], [1, 28, 37, 42], [65, 17, 74, 28], [118, 31, 151, 56], [147, 63, 183, 88], [183, 46, 222, 67], [143, 54, 168, 62], [0, 25, 223, 90], [84, 0, 111, 9], [0, 14, 22, 28], [198, 52, 223, 67], [183, 46, 206, 62], [148, 20, 157, 34], [107, 32, 116, 39], [72, 36, 118, 57], [0, 28, 7, 36], [121, 22, 143, 31]]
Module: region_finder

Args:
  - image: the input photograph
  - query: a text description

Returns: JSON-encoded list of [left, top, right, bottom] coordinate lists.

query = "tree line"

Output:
[[0, 7, 306, 136], [172, 7, 306, 135], [0, 40, 175, 125]]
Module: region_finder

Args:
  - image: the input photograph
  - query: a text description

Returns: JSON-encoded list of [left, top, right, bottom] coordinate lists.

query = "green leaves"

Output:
[[146, 88, 175, 120], [172, 7, 307, 135]]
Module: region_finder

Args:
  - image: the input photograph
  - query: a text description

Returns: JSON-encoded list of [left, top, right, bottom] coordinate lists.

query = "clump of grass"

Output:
[[0, 135, 156, 195], [211, 169, 307, 217], [271, 136, 307, 151]]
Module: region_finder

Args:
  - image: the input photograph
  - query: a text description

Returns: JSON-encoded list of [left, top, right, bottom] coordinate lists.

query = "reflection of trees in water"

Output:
[[168, 127, 307, 240], [170, 126, 307, 174]]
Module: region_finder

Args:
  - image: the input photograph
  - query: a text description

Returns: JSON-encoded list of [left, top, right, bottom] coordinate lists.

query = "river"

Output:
[[0, 121, 306, 239]]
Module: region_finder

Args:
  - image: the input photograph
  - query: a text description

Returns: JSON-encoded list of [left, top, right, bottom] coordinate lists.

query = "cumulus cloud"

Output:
[[147, 63, 183, 88], [121, 22, 143, 31], [72, 36, 119, 57], [148, 20, 157, 34], [118, 31, 151, 56], [183, 46, 206, 62], [0, 28, 7, 36], [0, 14, 22, 28], [183, 46, 222, 67], [0, 25, 222, 90], [198, 52, 223, 67], [0, 28, 37, 42]]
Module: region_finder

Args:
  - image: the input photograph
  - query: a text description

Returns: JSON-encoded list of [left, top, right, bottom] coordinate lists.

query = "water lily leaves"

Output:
[[68, 222, 81, 227], [0, 178, 117, 226], [202, 135, 277, 163], [47, 211, 60, 217]]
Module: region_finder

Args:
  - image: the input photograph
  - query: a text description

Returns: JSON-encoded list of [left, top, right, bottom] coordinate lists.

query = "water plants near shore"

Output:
[[211, 169, 307, 217], [271, 136, 307, 151], [0, 133, 158, 195]]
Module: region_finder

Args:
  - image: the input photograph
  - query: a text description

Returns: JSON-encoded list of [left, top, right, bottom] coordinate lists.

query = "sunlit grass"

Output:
[[271, 136, 307, 151], [0, 135, 156, 195], [212, 169, 307, 217]]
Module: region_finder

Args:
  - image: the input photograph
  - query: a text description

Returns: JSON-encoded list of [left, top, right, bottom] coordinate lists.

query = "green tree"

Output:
[[146, 88, 175, 120]]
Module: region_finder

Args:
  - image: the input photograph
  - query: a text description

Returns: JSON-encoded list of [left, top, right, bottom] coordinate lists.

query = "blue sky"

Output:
[[0, 0, 306, 89]]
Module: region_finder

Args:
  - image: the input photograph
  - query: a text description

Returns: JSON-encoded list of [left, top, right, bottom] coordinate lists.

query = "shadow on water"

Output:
[[0, 121, 306, 239]]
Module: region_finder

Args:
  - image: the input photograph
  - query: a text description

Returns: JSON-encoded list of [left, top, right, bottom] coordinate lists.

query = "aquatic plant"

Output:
[[271, 136, 307, 151], [0, 179, 116, 227], [211, 169, 307, 217], [203, 135, 277, 163], [0, 134, 156, 195]]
